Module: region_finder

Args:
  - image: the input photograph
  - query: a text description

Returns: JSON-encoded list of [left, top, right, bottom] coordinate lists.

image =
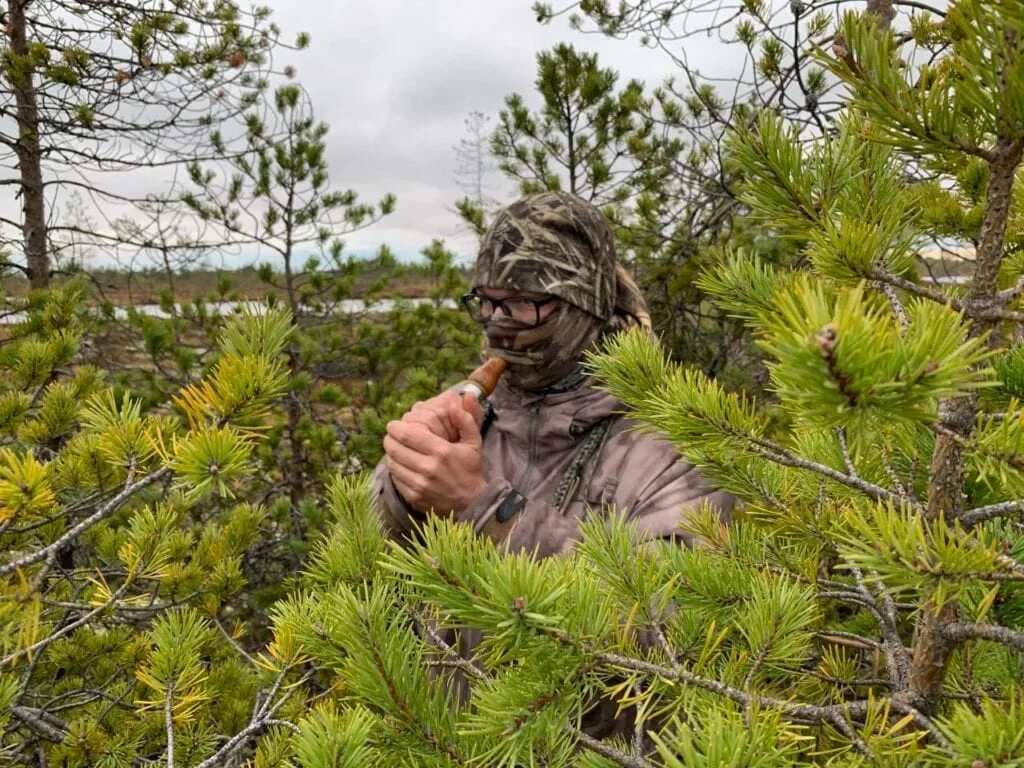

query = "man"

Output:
[[373, 191, 734, 554]]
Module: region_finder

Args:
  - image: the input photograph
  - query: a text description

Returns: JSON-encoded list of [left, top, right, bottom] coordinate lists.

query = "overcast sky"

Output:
[[6, 1, 905, 270], [262, 1, 695, 263]]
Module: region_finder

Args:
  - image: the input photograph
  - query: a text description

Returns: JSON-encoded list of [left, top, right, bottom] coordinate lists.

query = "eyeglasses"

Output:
[[460, 291, 559, 326]]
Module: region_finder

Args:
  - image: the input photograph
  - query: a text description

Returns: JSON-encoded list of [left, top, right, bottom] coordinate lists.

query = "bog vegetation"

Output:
[[3, 0, 1024, 766]]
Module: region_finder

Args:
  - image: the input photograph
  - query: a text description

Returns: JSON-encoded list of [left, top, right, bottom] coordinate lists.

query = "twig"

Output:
[[575, 730, 653, 768], [1, 579, 133, 667], [191, 669, 306, 768], [879, 444, 911, 501], [848, 566, 910, 688], [877, 281, 910, 330], [165, 682, 176, 768], [749, 438, 918, 510], [959, 499, 1024, 527], [944, 622, 1024, 652], [835, 428, 858, 479], [417, 616, 488, 682], [589, 650, 950, 751], [213, 617, 258, 666], [0, 468, 171, 578], [872, 267, 960, 309], [816, 631, 887, 652], [827, 710, 875, 760]]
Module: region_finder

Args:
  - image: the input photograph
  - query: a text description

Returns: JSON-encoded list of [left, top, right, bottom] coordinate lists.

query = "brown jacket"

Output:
[[373, 376, 734, 555], [372, 377, 735, 741]]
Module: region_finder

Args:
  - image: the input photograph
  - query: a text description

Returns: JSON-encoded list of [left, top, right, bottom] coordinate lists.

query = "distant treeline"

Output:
[[3, 261, 471, 303]]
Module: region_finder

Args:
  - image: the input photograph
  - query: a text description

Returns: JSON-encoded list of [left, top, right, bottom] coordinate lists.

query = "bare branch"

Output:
[[959, 499, 1024, 527], [944, 622, 1024, 653]]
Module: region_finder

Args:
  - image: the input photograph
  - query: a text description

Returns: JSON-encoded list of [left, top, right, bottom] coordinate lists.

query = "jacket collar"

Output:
[[488, 377, 623, 450]]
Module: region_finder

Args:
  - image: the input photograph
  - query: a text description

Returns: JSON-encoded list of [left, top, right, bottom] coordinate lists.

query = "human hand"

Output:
[[403, 389, 484, 442], [384, 391, 487, 514]]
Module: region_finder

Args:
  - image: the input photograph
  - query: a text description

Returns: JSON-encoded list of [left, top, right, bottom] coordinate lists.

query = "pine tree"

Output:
[[489, 43, 654, 207], [0, 0, 300, 288], [0, 287, 311, 765], [272, 2, 1024, 765]]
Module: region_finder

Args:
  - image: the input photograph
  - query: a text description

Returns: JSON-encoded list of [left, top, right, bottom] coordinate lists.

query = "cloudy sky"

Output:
[[262, 1, 705, 263], [7, 1, 900, 270]]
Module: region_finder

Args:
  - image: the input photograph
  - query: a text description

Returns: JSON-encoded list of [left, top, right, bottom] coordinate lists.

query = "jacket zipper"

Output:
[[515, 403, 541, 492]]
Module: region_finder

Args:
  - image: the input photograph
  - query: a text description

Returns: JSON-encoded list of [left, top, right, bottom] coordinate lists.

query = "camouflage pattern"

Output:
[[483, 303, 604, 391], [474, 191, 616, 320], [612, 262, 652, 333], [473, 191, 652, 391]]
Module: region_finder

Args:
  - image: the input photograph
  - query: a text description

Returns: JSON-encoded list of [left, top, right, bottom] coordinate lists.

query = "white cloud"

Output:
[[268, 1, 675, 260]]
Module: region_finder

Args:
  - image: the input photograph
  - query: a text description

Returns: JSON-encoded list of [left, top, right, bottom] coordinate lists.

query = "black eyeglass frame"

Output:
[[460, 291, 560, 326]]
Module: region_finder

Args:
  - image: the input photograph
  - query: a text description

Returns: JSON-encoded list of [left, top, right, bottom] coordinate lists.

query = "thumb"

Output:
[[461, 391, 484, 429], [455, 394, 483, 446]]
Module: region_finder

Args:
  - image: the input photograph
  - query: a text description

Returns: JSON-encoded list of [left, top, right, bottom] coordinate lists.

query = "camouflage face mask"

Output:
[[474, 191, 652, 391], [483, 302, 604, 391]]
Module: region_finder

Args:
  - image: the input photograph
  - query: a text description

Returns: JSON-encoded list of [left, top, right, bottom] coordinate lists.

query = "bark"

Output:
[[7, 0, 50, 288], [866, 0, 896, 30], [910, 133, 1024, 713]]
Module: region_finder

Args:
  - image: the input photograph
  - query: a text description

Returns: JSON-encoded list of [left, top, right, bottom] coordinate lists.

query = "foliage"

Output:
[[283, 2, 1024, 765], [0, 289, 305, 766]]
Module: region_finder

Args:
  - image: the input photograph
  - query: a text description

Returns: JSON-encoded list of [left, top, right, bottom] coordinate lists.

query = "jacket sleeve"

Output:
[[371, 457, 520, 545], [370, 458, 427, 540]]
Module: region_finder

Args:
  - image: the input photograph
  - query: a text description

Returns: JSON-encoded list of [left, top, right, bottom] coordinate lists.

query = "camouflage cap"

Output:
[[473, 191, 616, 320]]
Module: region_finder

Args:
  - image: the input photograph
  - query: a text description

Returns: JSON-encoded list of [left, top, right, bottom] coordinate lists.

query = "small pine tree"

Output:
[[0, 288, 309, 766]]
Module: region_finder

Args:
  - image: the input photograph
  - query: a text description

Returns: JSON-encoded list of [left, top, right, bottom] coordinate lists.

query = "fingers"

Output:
[[408, 393, 462, 440], [386, 420, 452, 457], [402, 389, 482, 444], [386, 455, 424, 498], [405, 406, 456, 441]]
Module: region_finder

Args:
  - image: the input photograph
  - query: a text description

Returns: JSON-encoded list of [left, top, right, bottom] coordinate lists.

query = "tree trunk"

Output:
[[866, 0, 896, 30], [909, 134, 1024, 713], [7, 0, 50, 288], [281, 229, 307, 511]]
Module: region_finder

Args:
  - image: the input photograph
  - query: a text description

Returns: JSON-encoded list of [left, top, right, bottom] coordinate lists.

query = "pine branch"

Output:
[[212, 618, 258, 666], [1, 578, 134, 667], [191, 669, 306, 768], [9, 706, 68, 742], [876, 281, 909, 330], [998, 277, 1024, 303], [959, 499, 1024, 527], [871, 266, 959, 309], [849, 566, 910, 688], [411, 609, 655, 767], [0, 467, 172, 578], [749, 437, 918, 510], [589, 650, 950, 751], [575, 731, 653, 768], [412, 609, 488, 682], [836, 428, 857, 478], [944, 622, 1024, 653]]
